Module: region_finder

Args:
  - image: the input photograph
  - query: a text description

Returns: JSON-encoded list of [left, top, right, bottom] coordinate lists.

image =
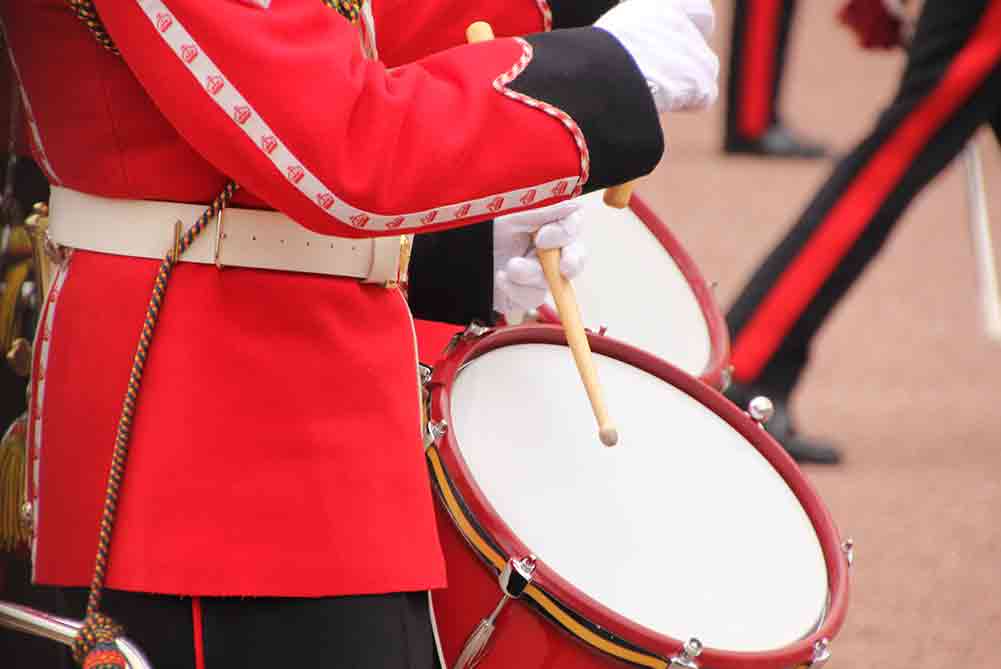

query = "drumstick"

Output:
[[603, 182, 635, 209], [961, 142, 1001, 342], [537, 250, 619, 446], [466, 21, 619, 446]]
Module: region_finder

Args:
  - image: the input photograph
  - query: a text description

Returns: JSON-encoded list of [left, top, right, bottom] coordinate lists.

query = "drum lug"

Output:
[[668, 638, 703, 669], [419, 363, 433, 387], [747, 396, 774, 425], [499, 554, 536, 598], [809, 638, 832, 668], [841, 538, 855, 568], [444, 321, 491, 356], [424, 420, 448, 448], [453, 556, 536, 669]]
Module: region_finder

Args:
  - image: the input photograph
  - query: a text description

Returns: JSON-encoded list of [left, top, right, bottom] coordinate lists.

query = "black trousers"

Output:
[[56, 588, 441, 669], [727, 0, 1001, 397], [725, 0, 798, 143]]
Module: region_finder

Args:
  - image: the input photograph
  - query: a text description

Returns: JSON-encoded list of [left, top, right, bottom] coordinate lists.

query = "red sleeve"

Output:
[[372, 0, 549, 68], [373, 0, 619, 68], [94, 0, 661, 238]]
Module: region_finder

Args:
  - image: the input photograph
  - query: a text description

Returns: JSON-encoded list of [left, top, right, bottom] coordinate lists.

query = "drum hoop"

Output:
[[535, 193, 731, 388], [427, 325, 849, 669]]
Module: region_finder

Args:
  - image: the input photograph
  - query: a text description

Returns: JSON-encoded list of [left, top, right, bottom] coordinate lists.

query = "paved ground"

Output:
[[639, 5, 1001, 667]]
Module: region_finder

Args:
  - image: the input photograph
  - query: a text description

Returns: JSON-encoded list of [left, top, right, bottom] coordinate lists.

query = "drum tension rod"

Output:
[[810, 638, 832, 668], [453, 555, 536, 669], [841, 538, 855, 568], [668, 638, 703, 669]]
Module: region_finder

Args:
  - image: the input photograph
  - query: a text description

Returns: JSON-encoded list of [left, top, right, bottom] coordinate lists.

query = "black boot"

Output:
[[724, 382, 842, 465], [724, 123, 829, 159]]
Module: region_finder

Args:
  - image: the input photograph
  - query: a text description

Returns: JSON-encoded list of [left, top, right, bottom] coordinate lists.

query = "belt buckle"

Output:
[[386, 234, 413, 289]]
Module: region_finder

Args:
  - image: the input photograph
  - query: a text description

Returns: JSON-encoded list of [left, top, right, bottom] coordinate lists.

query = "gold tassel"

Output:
[[0, 413, 29, 552], [0, 258, 32, 354]]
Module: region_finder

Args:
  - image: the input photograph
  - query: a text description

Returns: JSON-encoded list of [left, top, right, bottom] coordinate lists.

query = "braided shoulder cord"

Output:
[[70, 183, 240, 667]]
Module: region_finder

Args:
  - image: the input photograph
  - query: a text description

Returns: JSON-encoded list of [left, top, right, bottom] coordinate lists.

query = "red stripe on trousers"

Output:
[[738, 0, 783, 138], [732, 0, 1001, 383], [192, 597, 206, 669]]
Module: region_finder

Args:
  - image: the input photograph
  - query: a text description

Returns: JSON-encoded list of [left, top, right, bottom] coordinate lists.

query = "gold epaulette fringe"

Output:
[[0, 414, 29, 552]]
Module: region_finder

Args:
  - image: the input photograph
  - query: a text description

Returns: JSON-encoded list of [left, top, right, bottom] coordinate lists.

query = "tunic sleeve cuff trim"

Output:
[[496, 38, 590, 194], [536, 0, 554, 31], [513, 28, 664, 191]]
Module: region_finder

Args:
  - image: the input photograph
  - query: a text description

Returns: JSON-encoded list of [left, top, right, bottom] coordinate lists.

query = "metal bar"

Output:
[[962, 142, 1001, 342], [0, 600, 154, 669]]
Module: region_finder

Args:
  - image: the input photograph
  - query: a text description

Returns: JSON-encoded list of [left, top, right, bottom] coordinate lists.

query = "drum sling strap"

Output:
[[61, 2, 360, 667]]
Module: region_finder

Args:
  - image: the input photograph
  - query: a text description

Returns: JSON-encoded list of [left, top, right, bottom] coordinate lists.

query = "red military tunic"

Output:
[[3, 0, 661, 596]]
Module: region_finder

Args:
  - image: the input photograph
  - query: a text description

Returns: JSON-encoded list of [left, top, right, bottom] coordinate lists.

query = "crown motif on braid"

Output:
[[66, 0, 365, 55]]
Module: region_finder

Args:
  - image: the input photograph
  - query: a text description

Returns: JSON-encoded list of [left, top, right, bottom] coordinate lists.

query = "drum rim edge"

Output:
[[427, 325, 849, 669], [535, 193, 731, 389]]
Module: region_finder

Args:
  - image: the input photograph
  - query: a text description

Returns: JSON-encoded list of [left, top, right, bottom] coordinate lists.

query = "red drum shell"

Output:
[[427, 325, 848, 669]]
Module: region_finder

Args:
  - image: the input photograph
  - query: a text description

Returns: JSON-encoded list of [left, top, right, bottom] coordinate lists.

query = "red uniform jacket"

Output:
[[4, 0, 662, 596]]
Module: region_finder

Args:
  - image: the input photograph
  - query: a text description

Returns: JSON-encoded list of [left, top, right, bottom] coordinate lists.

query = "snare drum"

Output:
[[425, 325, 849, 669], [537, 191, 730, 388]]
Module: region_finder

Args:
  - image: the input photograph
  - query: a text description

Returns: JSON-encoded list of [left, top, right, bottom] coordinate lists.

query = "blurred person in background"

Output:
[[725, 0, 1001, 464], [724, 0, 828, 158]]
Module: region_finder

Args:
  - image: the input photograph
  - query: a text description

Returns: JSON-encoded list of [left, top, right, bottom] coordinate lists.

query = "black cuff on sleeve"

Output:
[[548, 0, 618, 29], [407, 222, 496, 326], [513, 27, 663, 191]]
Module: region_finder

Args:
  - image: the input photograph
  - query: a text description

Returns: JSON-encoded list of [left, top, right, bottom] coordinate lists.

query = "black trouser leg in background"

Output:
[[726, 0, 797, 144], [726, 0, 1001, 398]]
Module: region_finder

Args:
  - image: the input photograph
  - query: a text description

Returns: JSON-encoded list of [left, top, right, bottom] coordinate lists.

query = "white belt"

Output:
[[47, 187, 409, 284]]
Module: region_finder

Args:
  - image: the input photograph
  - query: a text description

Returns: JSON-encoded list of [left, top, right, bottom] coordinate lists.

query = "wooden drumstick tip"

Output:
[[604, 182, 635, 209], [599, 426, 619, 447], [466, 21, 495, 43]]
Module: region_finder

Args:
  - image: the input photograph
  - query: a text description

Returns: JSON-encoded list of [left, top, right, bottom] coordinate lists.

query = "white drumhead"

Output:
[[450, 343, 828, 652], [547, 191, 712, 376]]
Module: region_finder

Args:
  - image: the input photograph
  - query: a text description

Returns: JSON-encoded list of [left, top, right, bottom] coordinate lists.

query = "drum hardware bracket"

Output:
[[419, 363, 433, 387], [444, 321, 492, 356], [668, 638, 703, 669], [424, 420, 448, 449], [841, 538, 855, 568], [747, 396, 775, 426], [809, 638, 832, 668], [453, 555, 536, 669], [720, 365, 734, 393]]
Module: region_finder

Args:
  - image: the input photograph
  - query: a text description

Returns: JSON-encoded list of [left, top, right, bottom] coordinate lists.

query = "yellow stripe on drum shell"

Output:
[[427, 446, 668, 668]]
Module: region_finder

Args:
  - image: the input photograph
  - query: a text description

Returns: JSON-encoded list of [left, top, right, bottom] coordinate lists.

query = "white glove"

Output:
[[595, 0, 720, 113], [493, 201, 587, 317]]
